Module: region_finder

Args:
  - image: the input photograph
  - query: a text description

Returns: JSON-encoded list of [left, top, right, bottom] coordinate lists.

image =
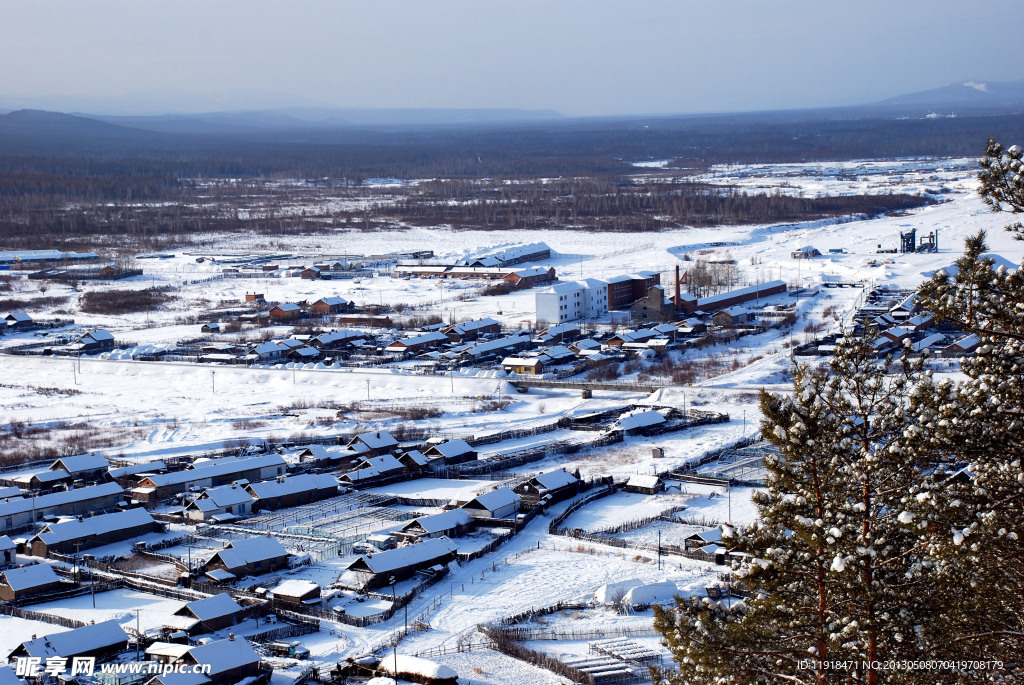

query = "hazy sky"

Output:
[[2, 0, 1023, 116]]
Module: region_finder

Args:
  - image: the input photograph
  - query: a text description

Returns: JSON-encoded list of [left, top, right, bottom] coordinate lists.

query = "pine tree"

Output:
[[654, 343, 942, 684]]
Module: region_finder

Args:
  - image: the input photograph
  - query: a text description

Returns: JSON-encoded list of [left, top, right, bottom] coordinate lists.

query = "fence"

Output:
[[480, 624, 596, 684], [0, 603, 88, 629]]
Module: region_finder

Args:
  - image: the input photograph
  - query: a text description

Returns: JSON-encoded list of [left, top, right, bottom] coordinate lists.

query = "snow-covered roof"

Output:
[[357, 455, 404, 473], [594, 578, 642, 604], [0, 482, 123, 518], [464, 487, 519, 513], [146, 642, 193, 660], [0, 535, 13, 551], [378, 654, 458, 680], [912, 333, 946, 353], [34, 508, 156, 546], [615, 410, 667, 430], [531, 469, 579, 492], [696, 280, 786, 309], [502, 357, 542, 367], [626, 474, 661, 490], [274, 302, 302, 312], [177, 593, 242, 621], [81, 330, 114, 343], [463, 333, 530, 356], [445, 317, 499, 335], [315, 296, 350, 306], [340, 466, 380, 482], [538, 281, 583, 295], [5, 312, 32, 323], [109, 460, 167, 479], [427, 440, 474, 459], [949, 333, 979, 350], [15, 469, 69, 484], [194, 482, 254, 509], [622, 581, 678, 606], [0, 563, 60, 591], [184, 638, 260, 676], [144, 454, 284, 487], [211, 536, 289, 570], [687, 529, 723, 544], [352, 430, 398, 449], [270, 579, 320, 599], [204, 569, 236, 582], [400, 450, 429, 466], [16, 619, 127, 659], [312, 329, 364, 346], [347, 537, 458, 574], [246, 473, 338, 499], [387, 331, 449, 349], [401, 509, 473, 535]]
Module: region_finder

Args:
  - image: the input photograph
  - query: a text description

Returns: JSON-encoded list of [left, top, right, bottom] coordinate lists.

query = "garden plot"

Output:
[[608, 518, 706, 548], [426, 646, 572, 685], [27, 588, 184, 633], [664, 482, 763, 527], [368, 478, 506, 503], [561, 492, 690, 532]]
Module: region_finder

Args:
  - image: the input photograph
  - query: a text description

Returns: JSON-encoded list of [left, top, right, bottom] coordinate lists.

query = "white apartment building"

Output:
[[535, 279, 609, 324]]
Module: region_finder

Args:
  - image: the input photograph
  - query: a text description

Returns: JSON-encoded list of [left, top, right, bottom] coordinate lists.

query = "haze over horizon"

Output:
[[2, 0, 1024, 118]]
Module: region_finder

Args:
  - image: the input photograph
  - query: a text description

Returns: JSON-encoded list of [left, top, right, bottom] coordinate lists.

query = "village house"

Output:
[[512, 469, 581, 502], [536, 323, 583, 344], [791, 245, 822, 259], [395, 509, 474, 543], [310, 296, 352, 315], [502, 266, 556, 288], [943, 333, 979, 357], [625, 474, 664, 495], [268, 303, 303, 321], [712, 306, 754, 327], [13, 469, 71, 491], [684, 528, 724, 550], [423, 440, 477, 465], [674, 280, 787, 315], [50, 453, 110, 483], [185, 482, 256, 522], [630, 285, 675, 322], [202, 536, 290, 579], [29, 508, 161, 557], [0, 482, 124, 533], [178, 637, 266, 685], [443, 317, 501, 343], [300, 266, 321, 280], [201, 322, 221, 333], [338, 537, 458, 590], [4, 312, 33, 331], [352, 454, 405, 476], [269, 579, 321, 605], [457, 333, 532, 362], [0, 563, 65, 601], [384, 331, 449, 358], [108, 460, 167, 487], [244, 292, 265, 303], [501, 357, 544, 375], [614, 409, 668, 436], [606, 329, 659, 347], [398, 450, 430, 472], [9, 619, 128, 663], [461, 487, 520, 520], [164, 594, 243, 636], [131, 454, 286, 505], [77, 330, 115, 353], [0, 536, 15, 567], [245, 473, 339, 511], [309, 329, 365, 351], [346, 430, 399, 457]]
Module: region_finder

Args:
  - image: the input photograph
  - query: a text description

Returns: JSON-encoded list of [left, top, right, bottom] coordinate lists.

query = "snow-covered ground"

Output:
[[3, 158, 1022, 683]]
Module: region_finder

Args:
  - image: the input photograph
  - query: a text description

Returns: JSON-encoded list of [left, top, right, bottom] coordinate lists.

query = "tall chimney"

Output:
[[675, 265, 681, 312]]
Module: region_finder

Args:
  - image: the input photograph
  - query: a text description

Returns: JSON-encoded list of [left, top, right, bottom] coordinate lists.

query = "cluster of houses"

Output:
[[799, 287, 985, 359]]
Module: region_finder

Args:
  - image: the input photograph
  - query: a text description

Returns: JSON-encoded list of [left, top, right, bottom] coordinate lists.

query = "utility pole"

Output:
[[72, 362, 77, 385], [366, 378, 370, 401], [389, 576, 398, 669], [657, 530, 661, 570], [136, 609, 141, 661], [212, 371, 216, 394]]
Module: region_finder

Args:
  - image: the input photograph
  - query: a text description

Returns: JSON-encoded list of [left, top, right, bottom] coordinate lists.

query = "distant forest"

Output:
[[1, 110, 1022, 250]]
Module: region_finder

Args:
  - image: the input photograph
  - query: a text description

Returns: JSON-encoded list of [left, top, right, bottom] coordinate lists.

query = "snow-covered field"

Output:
[[3, 158, 1022, 683]]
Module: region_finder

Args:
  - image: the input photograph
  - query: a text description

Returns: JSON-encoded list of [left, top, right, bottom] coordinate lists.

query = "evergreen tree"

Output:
[[654, 343, 940, 684]]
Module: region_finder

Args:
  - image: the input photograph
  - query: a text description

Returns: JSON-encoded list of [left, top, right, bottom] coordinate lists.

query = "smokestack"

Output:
[[675, 265, 681, 312]]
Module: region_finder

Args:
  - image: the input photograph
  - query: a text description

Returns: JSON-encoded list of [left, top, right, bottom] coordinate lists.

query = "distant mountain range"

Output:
[[1, 79, 1023, 157]]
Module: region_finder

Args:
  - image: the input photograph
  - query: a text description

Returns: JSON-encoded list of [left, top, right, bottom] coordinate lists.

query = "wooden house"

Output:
[[78, 330, 115, 353], [443, 318, 500, 343], [0, 563, 64, 601], [269, 579, 321, 605], [164, 594, 243, 636], [0, 535, 15, 567], [179, 637, 265, 685], [245, 474, 339, 511], [502, 266, 555, 288], [268, 303, 302, 321], [423, 440, 477, 465], [131, 454, 286, 505], [310, 297, 351, 315], [4, 312, 33, 331], [50, 453, 110, 483], [29, 508, 161, 557], [9, 619, 128, 662], [202, 536, 290, 579], [684, 528, 724, 550], [300, 267, 322, 280], [13, 469, 71, 491], [338, 537, 458, 590], [384, 331, 449, 358], [712, 306, 754, 327], [346, 430, 399, 457], [398, 450, 430, 472], [201, 322, 221, 333], [501, 357, 543, 375], [513, 469, 580, 501], [395, 509, 474, 543], [185, 482, 255, 522], [625, 474, 663, 495], [0, 482, 124, 533], [462, 487, 520, 519]]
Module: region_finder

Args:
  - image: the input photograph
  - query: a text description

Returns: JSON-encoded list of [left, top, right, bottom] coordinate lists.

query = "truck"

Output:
[[266, 641, 310, 659]]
